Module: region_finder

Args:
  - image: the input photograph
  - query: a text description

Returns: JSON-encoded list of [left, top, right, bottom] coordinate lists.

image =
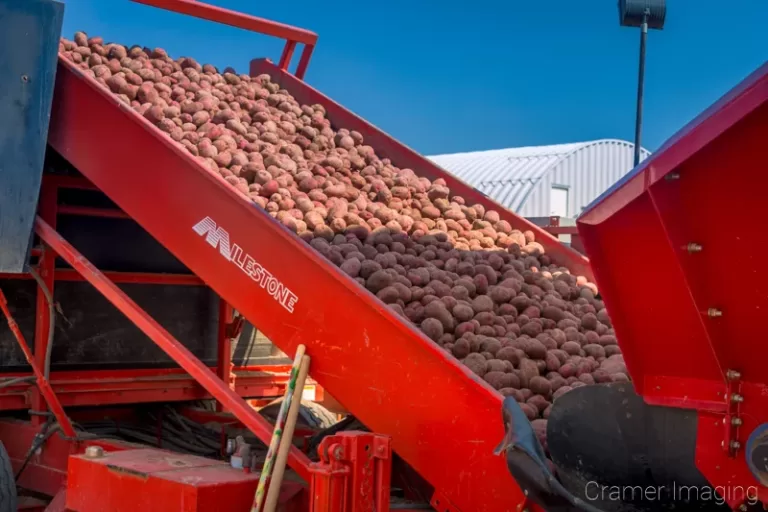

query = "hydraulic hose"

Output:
[[27, 266, 55, 380]]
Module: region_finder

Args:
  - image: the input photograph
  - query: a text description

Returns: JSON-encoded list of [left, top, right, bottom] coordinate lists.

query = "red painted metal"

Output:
[[132, 0, 318, 79], [0, 367, 294, 411], [308, 432, 391, 512], [535, 216, 586, 256], [0, 269, 204, 285], [43, 489, 67, 512], [217, 301, 234, 413], [1, 417, 312, 510], [57, 205, 130, 219], [0, 290, 75, 437], [0, 420, 132, 498], [249, 58, 593, 281], [43, 174, 96, 191], [578, 63, 768, 508], [34, 216, 314, 482], [47, 57, 523, 511], [66, 447, 266, 511], [54, 269, 203, 285], [217, 301, 234, 387]]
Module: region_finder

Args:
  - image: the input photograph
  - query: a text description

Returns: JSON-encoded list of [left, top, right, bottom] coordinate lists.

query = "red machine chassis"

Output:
[[0, 1, 593, 510], [578, 63, 768, 508]]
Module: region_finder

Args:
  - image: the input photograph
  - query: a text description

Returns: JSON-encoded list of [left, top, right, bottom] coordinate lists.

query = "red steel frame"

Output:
[[0, 1, 579, 508], [34, 214, 314, 482], [538, 216, 586, 255], [0, 174, 311, 413], [132, 0, 319, 79], [46, 46, 526, 512], [578, 62, 768, 508]]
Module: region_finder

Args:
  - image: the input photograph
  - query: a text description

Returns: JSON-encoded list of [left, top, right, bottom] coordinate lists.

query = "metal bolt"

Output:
[[686, 243, 703, 253], [731, 394, 744, 403], [84, 446, 104, 458], [731, 441, 741, 450], [21, 75, 28, 83], [708, 308, 723, 318], [665, 172, 680, 180], [732, 417, 743, 426], [726, 370, 742, 381]]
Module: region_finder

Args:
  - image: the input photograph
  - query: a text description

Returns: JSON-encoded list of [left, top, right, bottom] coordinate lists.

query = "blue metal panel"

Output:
[[0, 0, 64, 273]]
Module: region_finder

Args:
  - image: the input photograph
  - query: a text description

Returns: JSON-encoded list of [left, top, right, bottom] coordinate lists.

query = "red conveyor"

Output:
[[47, 56, 590, 511]]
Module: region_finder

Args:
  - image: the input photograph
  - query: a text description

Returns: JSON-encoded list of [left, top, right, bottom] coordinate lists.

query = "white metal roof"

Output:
[[427, 139, 650, 214]]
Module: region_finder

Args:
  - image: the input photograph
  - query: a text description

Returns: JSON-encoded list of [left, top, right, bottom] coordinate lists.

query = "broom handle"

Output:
[[263, 355, 310, 512], [252, 344, 306, 512]]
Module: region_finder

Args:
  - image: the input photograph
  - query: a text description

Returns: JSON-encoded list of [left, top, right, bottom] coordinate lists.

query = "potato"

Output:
[[500, 388, 524, 401], [583, 344, 606, 359], [520, 403, 538, 421], [529, 376, 552, 398], [496, 346, 521, 365], [517, 359, 539, 388], [451, 338, 470, 359], [558, 363, 577, 379], [527, 394, 550, 414], [483, 371, 509, 390], [580, 313, 598, 331], [561, 341, 581, 355], [420, 318, 443, 342], [531, 418, 548, 448], [518, 339, 546, 360], [463, 353, 488, 377]]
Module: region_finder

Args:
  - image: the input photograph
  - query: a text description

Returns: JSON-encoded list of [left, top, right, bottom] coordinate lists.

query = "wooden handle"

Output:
[[252, 345, 306, 512], [263, 354, 311, 512]]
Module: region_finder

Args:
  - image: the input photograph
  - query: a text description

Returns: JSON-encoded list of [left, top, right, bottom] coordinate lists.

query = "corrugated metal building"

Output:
[[427, 139, 650, 218]]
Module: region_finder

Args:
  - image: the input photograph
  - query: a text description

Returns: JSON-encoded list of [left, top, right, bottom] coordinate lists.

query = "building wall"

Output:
[[519, 140, 649, 218]]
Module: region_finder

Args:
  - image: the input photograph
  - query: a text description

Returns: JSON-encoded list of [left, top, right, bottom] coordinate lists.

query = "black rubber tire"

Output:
[[0, 441, 17, 512], [259, 399, 338, 430]]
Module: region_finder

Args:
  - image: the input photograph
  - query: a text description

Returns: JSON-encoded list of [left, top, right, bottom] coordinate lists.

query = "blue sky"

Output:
[[61, 1, 766, 156]]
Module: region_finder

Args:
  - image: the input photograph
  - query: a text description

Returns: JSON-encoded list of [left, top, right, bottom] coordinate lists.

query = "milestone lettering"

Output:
[[192, 216, 298, 313]]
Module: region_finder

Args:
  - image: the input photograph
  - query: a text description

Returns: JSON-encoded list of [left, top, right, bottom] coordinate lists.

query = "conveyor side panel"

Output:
[[47, 58, 521, 511]]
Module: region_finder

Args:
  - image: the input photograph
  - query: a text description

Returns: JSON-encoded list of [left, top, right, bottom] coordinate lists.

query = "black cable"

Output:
[[0, 376, 36, 389], [16, 420, 58, 482]]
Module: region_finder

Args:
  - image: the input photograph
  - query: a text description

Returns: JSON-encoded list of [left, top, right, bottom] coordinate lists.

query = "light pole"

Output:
[[618, 0, 666, 166]]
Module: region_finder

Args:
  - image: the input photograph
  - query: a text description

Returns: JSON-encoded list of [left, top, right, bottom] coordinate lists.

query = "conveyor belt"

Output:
[[47, 56, 592, 511]]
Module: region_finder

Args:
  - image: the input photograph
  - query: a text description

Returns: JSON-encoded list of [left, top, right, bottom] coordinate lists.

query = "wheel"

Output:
[[0, 441, 17, 512], [258, 399, 338, 430]]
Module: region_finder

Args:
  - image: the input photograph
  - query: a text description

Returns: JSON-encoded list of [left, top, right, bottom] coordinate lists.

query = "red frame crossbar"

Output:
[[132, 0, 318, 79], [34, 216, 313, 482], [0, 291, 75, 438]]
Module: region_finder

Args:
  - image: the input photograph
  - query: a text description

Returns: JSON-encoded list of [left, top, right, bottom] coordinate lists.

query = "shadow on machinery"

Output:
[[496, 383, 756, 512]]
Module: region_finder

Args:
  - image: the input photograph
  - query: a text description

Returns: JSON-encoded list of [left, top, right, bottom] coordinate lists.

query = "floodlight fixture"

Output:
[[618, 0, 666, 166]]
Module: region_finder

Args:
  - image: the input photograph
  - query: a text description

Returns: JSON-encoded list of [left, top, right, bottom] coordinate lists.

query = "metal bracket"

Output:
[[723, 369, 743, 457], [308, 432, 391, 512]]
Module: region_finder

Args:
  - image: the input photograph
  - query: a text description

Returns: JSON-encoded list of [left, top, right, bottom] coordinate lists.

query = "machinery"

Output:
[[0, 0, 766, 510]]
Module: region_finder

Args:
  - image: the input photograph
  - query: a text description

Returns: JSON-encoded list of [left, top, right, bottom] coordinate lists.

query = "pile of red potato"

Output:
[[60, 34, 629, 446]]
